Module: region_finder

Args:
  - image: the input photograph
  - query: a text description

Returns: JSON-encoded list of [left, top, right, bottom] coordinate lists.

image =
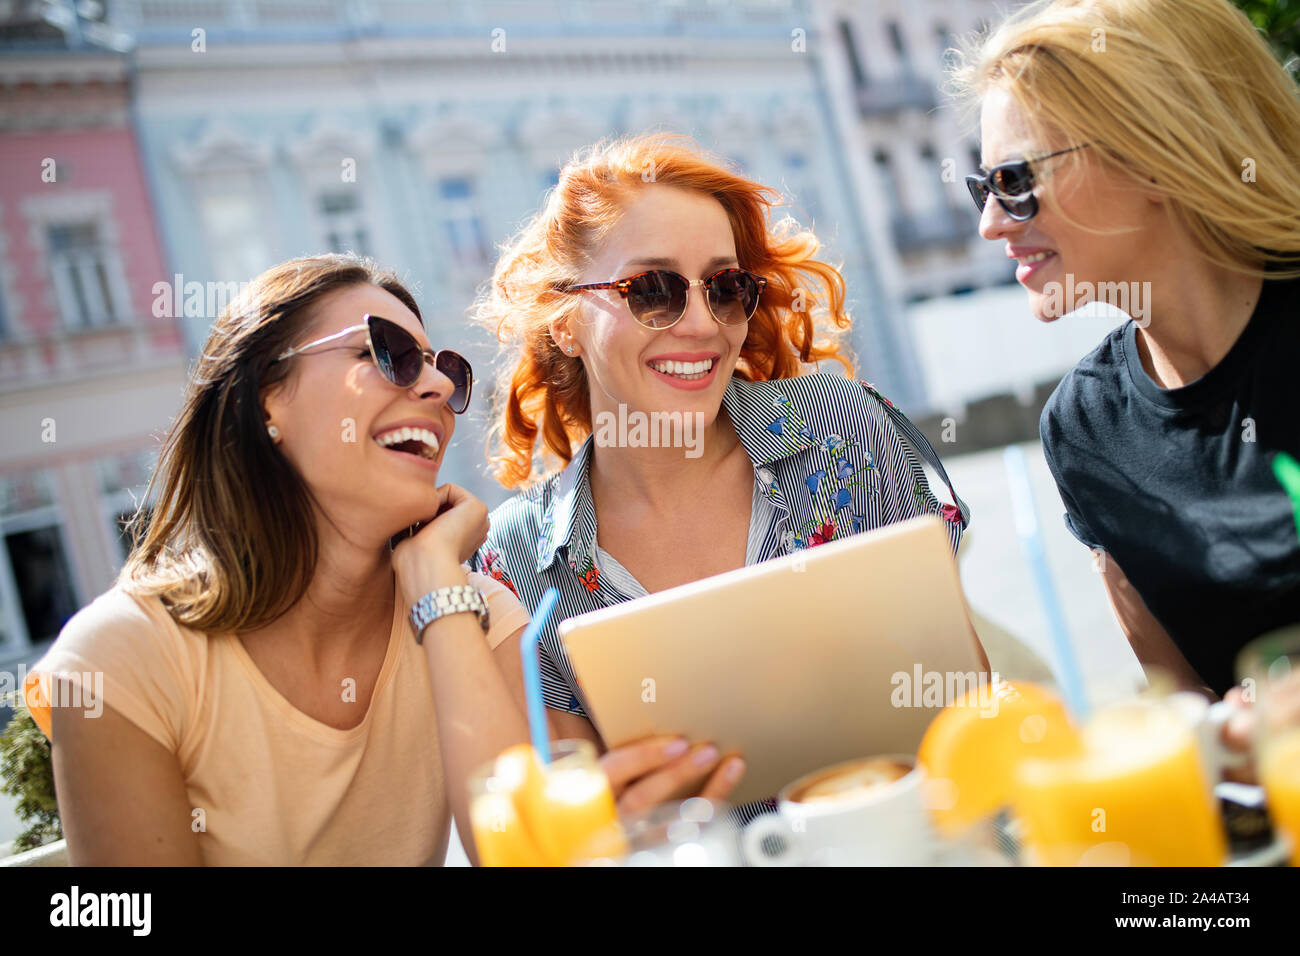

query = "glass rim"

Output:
[[1236, 623, 1300, 685], [467, 737, 600, 791]]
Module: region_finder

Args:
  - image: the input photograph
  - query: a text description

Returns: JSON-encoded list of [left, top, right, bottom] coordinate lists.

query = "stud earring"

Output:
[[566, 345, 576, 355], [267, 425, 280, 440]]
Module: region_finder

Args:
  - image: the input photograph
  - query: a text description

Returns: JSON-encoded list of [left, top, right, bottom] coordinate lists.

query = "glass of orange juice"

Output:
[[1011, 697, 1228, 866], [468, 739, 619, 867], [1237, 625, 1300, 866]]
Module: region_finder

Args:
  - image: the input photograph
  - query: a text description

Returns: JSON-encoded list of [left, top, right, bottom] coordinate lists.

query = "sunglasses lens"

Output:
[[989, 163, 1034, 197], [966, 178, 989, 212], [707, 269, 761, 325], [369, 317, 423, 387], [999, 195, 1038, 220], [625, 272, 688, 329], [371, 317, 474, 413], [435, 351, 473, 414]]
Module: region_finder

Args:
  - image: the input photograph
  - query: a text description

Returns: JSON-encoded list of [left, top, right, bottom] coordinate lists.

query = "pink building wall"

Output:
[[0, 116, 180, 354]]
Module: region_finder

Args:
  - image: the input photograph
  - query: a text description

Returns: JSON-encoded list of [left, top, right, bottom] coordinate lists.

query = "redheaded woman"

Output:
[[470, 134, 981, 822]]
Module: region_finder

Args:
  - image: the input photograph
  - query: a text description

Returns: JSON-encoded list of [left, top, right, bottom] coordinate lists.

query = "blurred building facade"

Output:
[[815, 0, 1015, 306], [814, 0, 1122, 451], [0, 2, 183, 657], [112, 0, 926, 508], [0, 0, 1115, 655]]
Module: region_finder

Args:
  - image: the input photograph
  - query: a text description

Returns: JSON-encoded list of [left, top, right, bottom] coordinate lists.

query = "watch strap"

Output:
[[409, 585, 490, 644]]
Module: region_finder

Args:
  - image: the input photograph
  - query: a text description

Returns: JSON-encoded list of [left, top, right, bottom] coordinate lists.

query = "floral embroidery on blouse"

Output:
[[756, 465, 785, 509], [766, 395, 878, 552], [861, 380, 895, 409], [764, 395, 817, 458], [939, 503, 964, 525], [569, 554, 600, 593], [480, 548, 519, 597]]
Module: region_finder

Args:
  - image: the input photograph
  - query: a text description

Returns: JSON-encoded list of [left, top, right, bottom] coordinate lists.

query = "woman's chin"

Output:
[[1027, 293, 1062, 325]]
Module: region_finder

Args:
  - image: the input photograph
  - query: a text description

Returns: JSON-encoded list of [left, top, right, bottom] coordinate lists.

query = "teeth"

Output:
[[374, 427, 441, 459], [1019, 251, 1054, 264], [649, 358, 714, 378]]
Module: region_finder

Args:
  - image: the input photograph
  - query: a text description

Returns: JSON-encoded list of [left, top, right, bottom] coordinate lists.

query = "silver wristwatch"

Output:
[[409, 585, 490, 644]]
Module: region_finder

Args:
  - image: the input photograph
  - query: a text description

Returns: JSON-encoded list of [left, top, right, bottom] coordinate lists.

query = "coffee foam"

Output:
[[790, 756, 912, 804]]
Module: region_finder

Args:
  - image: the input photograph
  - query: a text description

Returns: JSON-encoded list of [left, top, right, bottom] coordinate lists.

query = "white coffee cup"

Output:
[[740, 755, 933, 866]]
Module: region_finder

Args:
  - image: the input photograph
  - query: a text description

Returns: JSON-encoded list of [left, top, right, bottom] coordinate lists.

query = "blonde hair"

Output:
[[473, 133, 855, 488], [946, 0, 1300, 277]]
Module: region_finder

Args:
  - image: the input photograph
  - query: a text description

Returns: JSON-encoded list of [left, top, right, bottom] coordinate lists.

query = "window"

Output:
[[46, 221, 120, 330], [318, 188, 370, 256], [0, 471, 78, 650], [98, 449, 156, 565], [874, 149, 905, 215], [919, 143, 946, 204], [111, 505, 151, 562], [6, 526, 78, 645], [438, 176, 489, 267], [887, 21, 908, 62], [838, 19, 868, 87], [198, 181, 271, 287]]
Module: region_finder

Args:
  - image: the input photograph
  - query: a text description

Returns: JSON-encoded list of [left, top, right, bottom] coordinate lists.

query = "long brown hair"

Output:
[[472, 133, 856, 488], [119, 254, 421, 634]]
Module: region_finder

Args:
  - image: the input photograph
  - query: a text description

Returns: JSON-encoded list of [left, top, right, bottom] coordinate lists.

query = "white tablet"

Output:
[[558, 515, 989, 805]]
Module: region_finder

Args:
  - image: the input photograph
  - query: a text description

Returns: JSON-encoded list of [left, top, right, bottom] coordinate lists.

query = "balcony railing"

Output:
[[890, 205, 976, 254], [0, 323, 180, 391], [854, 73, 936, 117]]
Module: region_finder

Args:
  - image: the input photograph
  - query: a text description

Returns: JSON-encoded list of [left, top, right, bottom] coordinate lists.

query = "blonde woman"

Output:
[[24, 255, 535, 864], [950, 0, 1300, 698]]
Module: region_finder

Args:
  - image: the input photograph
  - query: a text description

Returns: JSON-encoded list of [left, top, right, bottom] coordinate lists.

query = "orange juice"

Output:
[[1013, 700, 1227, 866], [918, 679, 1080, 835], [1260, 726, 1300, 866], [469, 740, 619, 866], [469, 781, 549, 867], [527, 755, 619, 864]]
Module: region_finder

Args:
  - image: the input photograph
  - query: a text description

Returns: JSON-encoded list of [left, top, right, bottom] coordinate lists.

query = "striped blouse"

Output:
[[471, 372, 969, 821]]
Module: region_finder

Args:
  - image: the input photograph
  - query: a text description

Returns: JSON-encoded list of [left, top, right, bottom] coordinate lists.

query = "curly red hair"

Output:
[[473, 133, 856, 488]]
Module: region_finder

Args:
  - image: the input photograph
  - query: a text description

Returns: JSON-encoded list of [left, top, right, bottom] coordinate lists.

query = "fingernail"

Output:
[[664, 739, 690, 758], [693, 745, 720, 767], [726, 758, 745, 781]]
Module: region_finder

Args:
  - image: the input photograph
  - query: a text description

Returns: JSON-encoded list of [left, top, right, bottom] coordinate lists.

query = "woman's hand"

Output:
[[391, 484, 490, 599], [1221, 673, 1300, 784], [598, 735, 746, 815], [1220, 685, 1257, 784]]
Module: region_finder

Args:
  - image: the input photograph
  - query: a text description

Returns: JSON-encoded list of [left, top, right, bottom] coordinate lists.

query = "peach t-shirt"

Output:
[[25, 571, 530, 866]]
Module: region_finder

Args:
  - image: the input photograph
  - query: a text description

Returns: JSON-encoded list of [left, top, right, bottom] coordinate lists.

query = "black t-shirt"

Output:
[[1040, 273, 1300, 695]]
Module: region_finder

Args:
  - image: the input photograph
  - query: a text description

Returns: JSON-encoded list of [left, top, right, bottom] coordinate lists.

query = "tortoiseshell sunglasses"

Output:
[[559, 268, 768, 330]]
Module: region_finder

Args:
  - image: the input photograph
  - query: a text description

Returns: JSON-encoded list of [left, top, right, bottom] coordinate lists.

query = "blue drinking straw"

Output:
[[520, 587, 561, 764], [1003, 444, 1090, 721]]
